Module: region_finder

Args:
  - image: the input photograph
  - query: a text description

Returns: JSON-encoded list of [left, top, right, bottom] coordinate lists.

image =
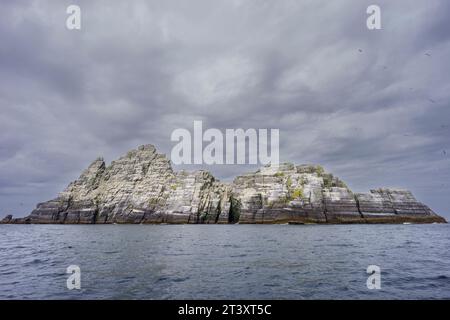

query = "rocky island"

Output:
[[1, 144, 446, 224]]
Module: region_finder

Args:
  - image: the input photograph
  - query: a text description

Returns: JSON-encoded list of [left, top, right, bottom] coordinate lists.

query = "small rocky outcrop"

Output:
[[1, 144, 446, 224], [1, 215, 13, 223]]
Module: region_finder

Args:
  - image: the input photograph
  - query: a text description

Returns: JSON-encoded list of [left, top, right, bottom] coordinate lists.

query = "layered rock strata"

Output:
[[2, 144, 446, 224]]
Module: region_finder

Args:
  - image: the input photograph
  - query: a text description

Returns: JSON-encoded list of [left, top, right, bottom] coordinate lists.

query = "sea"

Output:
[[0, 223, 449, 299]]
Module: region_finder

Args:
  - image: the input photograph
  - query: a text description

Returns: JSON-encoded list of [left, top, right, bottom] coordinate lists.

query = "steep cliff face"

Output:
[[19, 145, 230, 224], [231, 164, 445, 224], [2, 144, 446, 224]]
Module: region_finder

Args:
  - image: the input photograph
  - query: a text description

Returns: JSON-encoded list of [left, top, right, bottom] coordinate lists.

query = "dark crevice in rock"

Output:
[[214, 198, 222, 224], [354, 194, 364, 219], [92, 207, 98, 224], [321, 191, 329, 223], [138, 211, 146, 224], [228, 197, 241, 224], [384, 190, 398, 215], [61, 212, 68, 224]]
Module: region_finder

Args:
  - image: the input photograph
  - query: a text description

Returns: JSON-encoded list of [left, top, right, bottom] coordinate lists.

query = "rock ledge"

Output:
[[2, 145, 446, 224]]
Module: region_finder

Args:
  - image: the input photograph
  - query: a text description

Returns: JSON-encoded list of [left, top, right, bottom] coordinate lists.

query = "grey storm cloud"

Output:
[[0, 0, 449, 218]]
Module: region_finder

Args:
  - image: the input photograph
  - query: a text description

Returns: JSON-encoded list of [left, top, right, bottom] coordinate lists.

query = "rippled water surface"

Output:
[[0, 224, 449, 299]]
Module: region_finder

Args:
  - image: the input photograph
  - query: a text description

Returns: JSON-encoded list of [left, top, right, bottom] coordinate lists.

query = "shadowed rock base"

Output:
[[1, 145, 446, 225]]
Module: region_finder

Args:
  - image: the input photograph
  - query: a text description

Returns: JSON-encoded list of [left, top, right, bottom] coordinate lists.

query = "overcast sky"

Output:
[[1, 0, 449, 218]]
